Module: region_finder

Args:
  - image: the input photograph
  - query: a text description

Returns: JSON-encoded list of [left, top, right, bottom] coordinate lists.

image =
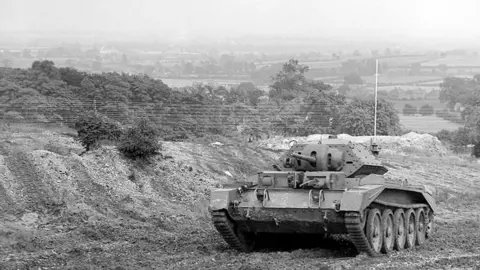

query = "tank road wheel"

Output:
[[415, 208, 427, 246], [426, 209, 434, 239], [393, 209, 406, 251], [404, 209, 416, 249], [366, 208, 383, 254], [381, 209, 394, 254]]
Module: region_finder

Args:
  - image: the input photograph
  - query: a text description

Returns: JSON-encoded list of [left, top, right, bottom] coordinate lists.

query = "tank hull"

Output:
[[209, 179, 436, 255]]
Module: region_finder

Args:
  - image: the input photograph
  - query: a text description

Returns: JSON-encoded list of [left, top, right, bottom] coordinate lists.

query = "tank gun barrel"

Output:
[[291, 153, 316, 163]]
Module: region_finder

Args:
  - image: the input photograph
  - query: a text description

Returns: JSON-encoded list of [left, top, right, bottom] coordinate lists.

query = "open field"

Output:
[[363, 75, 442, 85], [388, 99, 446, 112], [379, 55, 437, 66], [398, 115, 463, 133], [423, 55, 480, 67]]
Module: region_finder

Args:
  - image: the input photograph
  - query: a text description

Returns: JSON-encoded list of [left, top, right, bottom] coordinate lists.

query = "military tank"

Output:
[[209, 137, 436, 256]]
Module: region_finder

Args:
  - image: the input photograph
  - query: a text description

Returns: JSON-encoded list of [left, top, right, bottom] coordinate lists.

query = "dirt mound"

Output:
[[256, 132, 447, 156]]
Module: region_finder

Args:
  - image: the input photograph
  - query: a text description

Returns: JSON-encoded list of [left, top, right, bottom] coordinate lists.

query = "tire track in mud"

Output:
[[0, 181, 15, 215], [66, 159, 114, 215], [1, 146, 51, 214], [0, 144, 16, 214]]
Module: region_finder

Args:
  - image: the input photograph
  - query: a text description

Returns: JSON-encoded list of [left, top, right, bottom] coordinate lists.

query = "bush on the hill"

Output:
[[434, 129, 453, 143], [419, 104, 434, 116], [434, 127, 477, 155], [117, 118, 162, 160], [74, 111, 123, 153], [402, 104, 417, 115]]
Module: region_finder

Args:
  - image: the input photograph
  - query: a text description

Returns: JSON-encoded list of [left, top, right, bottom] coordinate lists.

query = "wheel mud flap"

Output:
[[340, 185, 385, 212]]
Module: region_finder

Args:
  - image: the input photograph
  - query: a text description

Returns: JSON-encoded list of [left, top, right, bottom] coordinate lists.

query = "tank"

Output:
[[208, 138, 436, 256]]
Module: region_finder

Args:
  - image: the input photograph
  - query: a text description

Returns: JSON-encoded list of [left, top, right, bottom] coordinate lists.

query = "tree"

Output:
[[74, 111, 124, 153], [419, 104, 434, 116], [118, 118, 162, 160], [302, 92, 346, 134], [344, 72, 363, 85], [340, 99, 401, 136], [403, 104, 417, 115], [440, 76, 479, 109], [59, 67, 86, 87], [31, 60, 61, 80], [269, 59, 309, 101]]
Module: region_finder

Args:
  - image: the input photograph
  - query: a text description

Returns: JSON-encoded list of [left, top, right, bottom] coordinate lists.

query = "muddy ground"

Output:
[[0, 126, 479, 270]]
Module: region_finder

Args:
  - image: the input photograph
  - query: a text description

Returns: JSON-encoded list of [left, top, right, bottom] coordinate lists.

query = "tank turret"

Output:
[[279, 138, 387, 177]]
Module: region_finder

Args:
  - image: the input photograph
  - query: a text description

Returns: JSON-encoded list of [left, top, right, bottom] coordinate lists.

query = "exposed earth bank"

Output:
[[0, 127, 479, 270]]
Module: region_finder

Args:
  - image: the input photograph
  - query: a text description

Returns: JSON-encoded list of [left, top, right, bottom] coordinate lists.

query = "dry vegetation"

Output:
[[0, 125, 479, 269]]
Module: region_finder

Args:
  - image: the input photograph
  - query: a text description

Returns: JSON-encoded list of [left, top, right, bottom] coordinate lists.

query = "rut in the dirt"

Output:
[[0, 182, 15, 214], [66, 159, 116, 215], [3, 148, 55, 214]]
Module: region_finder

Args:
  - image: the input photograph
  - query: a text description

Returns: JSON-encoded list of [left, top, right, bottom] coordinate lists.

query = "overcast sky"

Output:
[[1, 0, 479, 40]]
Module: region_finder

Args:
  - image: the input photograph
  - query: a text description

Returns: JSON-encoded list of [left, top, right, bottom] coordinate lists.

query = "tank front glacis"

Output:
[[209, 138, 437, 256]]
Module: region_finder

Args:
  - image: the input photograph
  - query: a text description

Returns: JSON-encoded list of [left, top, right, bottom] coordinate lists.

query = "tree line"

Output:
[[0, 59, 402, 141], [433, 75, 480, 156]]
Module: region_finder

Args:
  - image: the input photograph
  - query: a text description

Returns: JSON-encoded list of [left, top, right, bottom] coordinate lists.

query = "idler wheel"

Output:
[[404, 209, 416, 249], [393, 209, 406, 251], [415, 208, 427, 246], [366, 208, 383, 254], [381, 209, 394, 254]]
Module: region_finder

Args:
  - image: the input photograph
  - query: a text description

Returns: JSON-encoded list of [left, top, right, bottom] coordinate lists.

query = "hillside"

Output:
[[0, 127, 479, 269]]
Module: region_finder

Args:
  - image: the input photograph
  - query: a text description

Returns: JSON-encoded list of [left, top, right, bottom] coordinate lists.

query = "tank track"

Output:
[[212, 211, 246, 251], [345, 212, 378, 257]]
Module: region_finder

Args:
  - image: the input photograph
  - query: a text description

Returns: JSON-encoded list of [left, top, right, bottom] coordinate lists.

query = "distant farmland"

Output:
[[422, 55, 480, 67], [363, 75, 442, 85], [398, 115, 463, 133], [387, 99, 446, 113]]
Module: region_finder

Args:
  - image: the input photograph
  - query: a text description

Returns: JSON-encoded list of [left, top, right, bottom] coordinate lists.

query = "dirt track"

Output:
[[0, 128, 479, 269]]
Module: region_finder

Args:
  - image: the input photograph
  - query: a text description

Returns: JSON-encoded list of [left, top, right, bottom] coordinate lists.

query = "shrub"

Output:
[[402, 104, 417, 115], [419, 104, 434, 116], [434, 129, 453, 143], [117, 118, 162, 160], [74, 111, 123, 153]]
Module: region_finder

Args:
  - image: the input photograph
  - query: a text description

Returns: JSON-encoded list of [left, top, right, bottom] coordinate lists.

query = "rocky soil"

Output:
[[0, 126, 479, 270]]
